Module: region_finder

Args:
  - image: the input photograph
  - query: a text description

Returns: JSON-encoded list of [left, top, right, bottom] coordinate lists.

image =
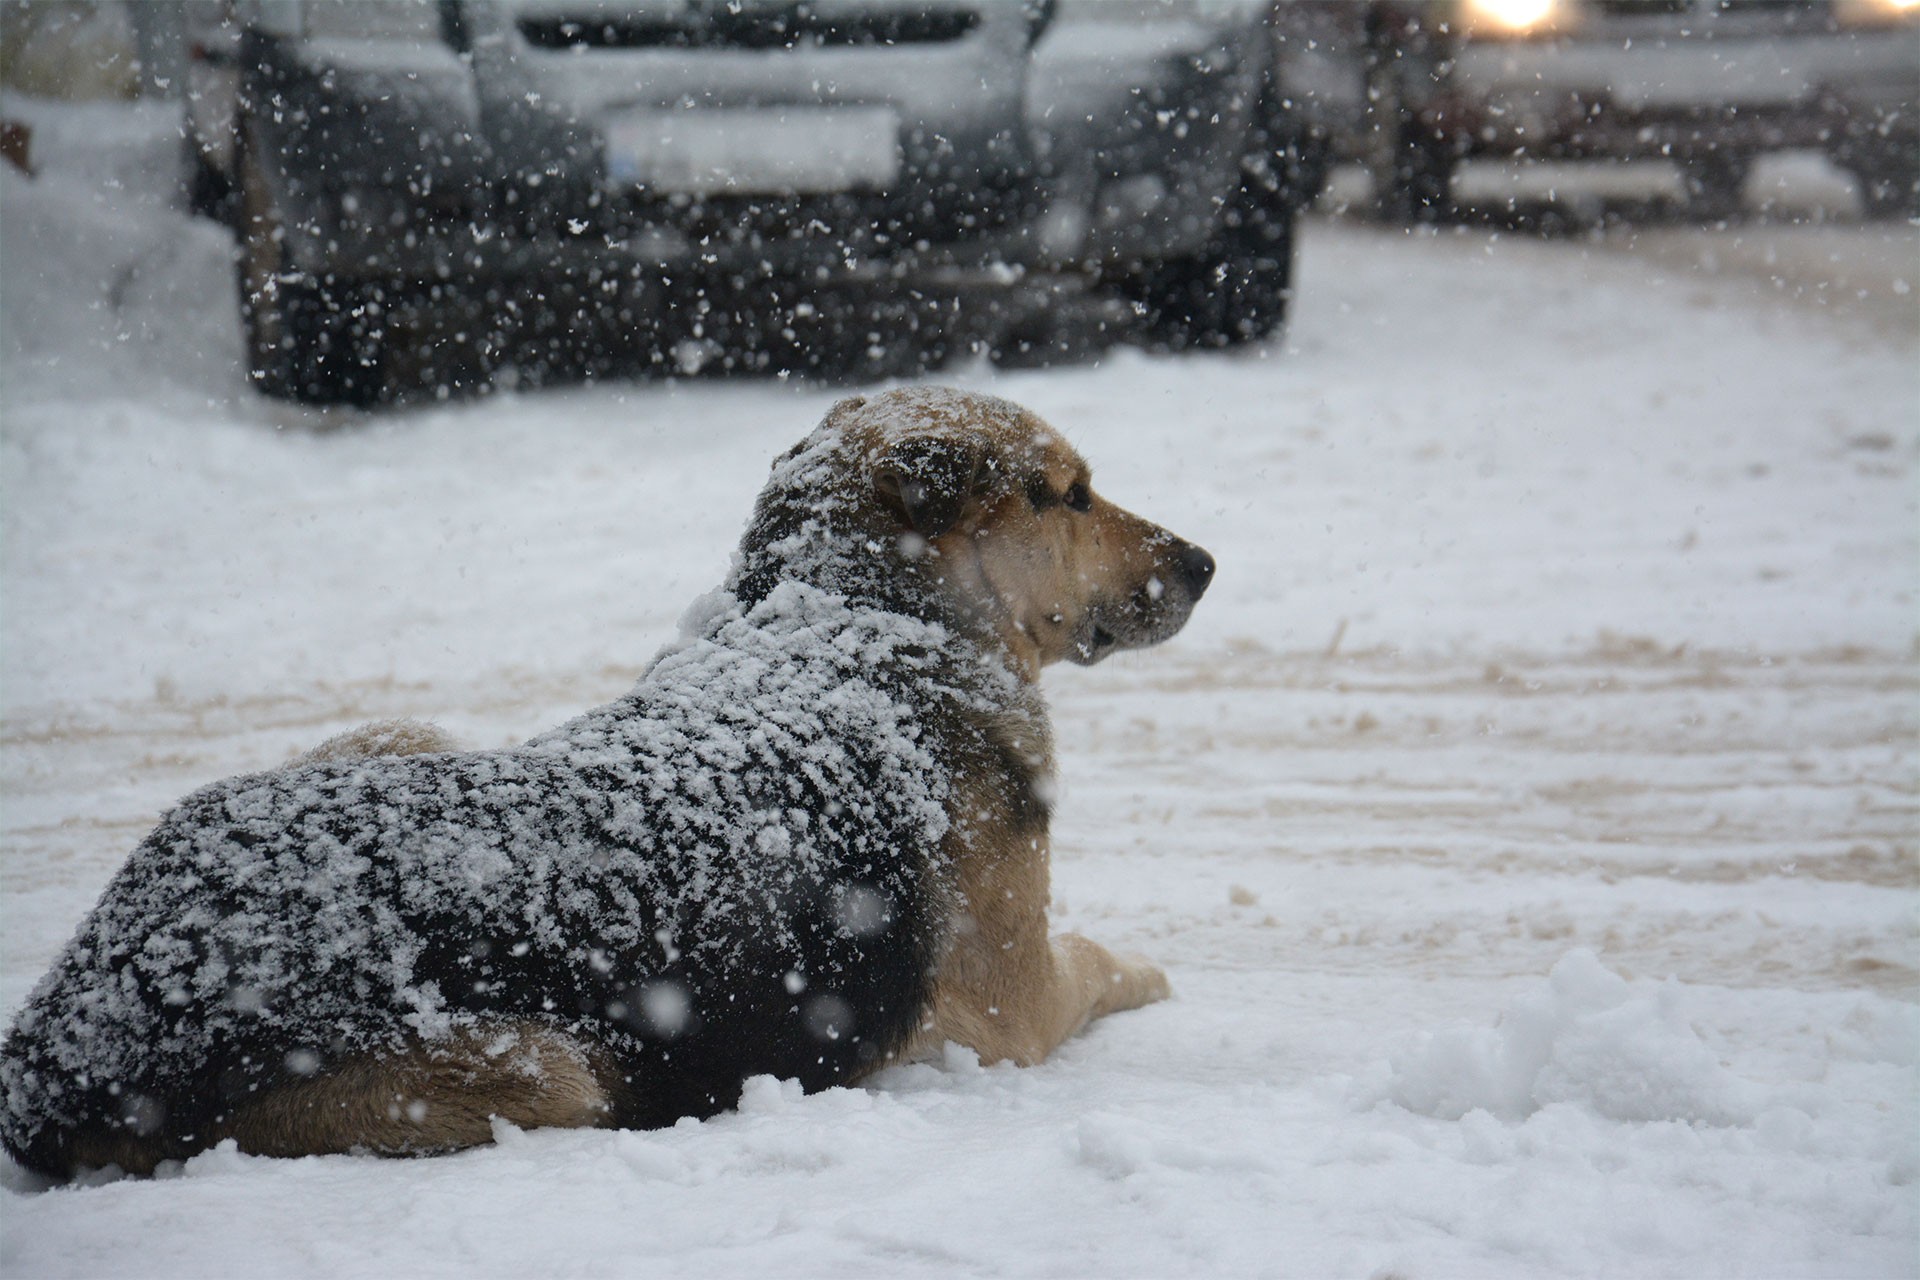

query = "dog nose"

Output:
[[1176, 543, 1215, 599]]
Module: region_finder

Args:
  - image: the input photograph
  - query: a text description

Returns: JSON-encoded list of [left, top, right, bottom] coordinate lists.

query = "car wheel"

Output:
[[1121, 159, 1298, 352], [1365, 62, 1455, 223], [1681, 153, 1749, 223], [236, 135, 388, 405], [184, 141, 236, 226], [1847, 151, 1920, 220]]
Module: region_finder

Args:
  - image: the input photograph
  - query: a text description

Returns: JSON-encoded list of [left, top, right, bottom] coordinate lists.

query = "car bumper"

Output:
[[298, 201, 1064, 287], [1432, 29, 1919, 158]]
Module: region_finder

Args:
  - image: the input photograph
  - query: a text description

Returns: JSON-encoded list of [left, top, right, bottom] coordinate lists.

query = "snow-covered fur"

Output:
[[0, 388, 1212, 1177]]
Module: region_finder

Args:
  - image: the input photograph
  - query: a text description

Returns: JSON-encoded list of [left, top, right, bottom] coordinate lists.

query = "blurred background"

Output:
[[3, 0, 1914, 403]]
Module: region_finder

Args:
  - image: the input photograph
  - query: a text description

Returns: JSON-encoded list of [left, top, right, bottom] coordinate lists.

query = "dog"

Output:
[[0, 387, 1214, 1177]]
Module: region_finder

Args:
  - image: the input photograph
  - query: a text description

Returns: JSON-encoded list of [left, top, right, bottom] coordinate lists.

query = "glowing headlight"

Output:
[[1837, 0, 1920, 26], [1460, 0, 1566, 37]]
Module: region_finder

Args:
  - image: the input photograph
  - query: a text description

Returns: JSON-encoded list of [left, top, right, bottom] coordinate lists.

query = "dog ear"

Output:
[[873, 436, 995, 538]]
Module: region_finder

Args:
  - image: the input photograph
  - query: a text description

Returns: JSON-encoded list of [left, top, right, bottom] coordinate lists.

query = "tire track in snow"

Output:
[[4, 641, 1912, 1001], [1049, 640, 1917, 997]]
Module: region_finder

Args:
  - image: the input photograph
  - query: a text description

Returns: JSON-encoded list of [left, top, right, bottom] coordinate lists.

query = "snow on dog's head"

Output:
[[733, 387, 1215, 680]]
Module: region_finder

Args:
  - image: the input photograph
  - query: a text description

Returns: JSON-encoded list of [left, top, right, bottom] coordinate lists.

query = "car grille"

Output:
[[517, 4, 980, 50], [1581, 0, 1845, 36], [1590, 1, 1690, 13], [1589, 0, 1834, 21]]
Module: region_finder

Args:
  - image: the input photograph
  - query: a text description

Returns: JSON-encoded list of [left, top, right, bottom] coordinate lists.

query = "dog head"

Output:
[[745, 387, 1212, 679]]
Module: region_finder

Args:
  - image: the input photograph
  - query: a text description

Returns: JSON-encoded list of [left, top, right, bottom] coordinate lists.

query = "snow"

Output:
[[3, 98, 1916, 1276], [1357, 949, 1769, 1125]]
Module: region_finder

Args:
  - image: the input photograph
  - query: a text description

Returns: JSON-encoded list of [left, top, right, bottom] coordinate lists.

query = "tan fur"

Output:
[[58, 1024, 611, 1174], [215, 1024, 613, 1162], [293, 718, 461, 765], [900, 760, 1171, 1068], [849, 393, 1198, 680], [856, 396, 1184, 1068], [936, 477, 1183, 678]]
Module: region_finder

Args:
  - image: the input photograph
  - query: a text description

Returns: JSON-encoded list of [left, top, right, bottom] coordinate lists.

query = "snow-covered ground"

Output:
[[2, 98, 1915, 1278]]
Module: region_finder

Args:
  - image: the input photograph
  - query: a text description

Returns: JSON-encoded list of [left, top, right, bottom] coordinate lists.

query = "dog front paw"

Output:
[[1110, 954, 1172, 1010]]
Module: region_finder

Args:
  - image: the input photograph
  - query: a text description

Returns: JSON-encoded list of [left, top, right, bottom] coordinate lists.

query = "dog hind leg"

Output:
[[218, 1023, 614, 1159]]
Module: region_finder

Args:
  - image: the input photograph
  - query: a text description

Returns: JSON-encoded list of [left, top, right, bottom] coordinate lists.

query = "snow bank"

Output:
[[0, 95, 245, 406], [1357, 950, 1765, 1125]]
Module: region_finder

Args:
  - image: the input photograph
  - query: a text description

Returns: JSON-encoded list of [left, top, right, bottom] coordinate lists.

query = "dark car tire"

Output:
[[237, 136, 389, 406], [1365, 59, 1455, 223], [1372, 133, 1455, 224], [1845, 150, 1920, 220], [1681, 152, 1749, 223], [1121, 158, 1298, 352], [184, 142, 237, 226]]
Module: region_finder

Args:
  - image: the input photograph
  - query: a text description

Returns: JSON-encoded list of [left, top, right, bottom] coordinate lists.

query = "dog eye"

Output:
[[1064, 483, 1092, 513]]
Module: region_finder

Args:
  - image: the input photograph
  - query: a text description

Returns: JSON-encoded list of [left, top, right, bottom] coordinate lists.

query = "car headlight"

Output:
[[1459, 0, 1569, 38], [1836, 0, 1920, 27]]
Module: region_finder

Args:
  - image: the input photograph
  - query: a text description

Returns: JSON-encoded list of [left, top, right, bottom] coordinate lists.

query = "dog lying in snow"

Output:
[[0, 387, 1214, 1177]]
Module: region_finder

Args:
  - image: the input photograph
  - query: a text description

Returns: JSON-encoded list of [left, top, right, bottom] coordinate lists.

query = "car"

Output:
[[1324, 0, 1920, 222], [181, 0, 1322, 405]]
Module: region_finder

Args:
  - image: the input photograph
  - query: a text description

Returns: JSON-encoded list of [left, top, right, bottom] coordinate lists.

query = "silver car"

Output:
[[184, 0, 1320, 403], [1342, 0, 1920, 221]]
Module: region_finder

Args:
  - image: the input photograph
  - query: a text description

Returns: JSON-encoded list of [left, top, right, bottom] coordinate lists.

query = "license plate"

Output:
[[603, 107, 901, 195]]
